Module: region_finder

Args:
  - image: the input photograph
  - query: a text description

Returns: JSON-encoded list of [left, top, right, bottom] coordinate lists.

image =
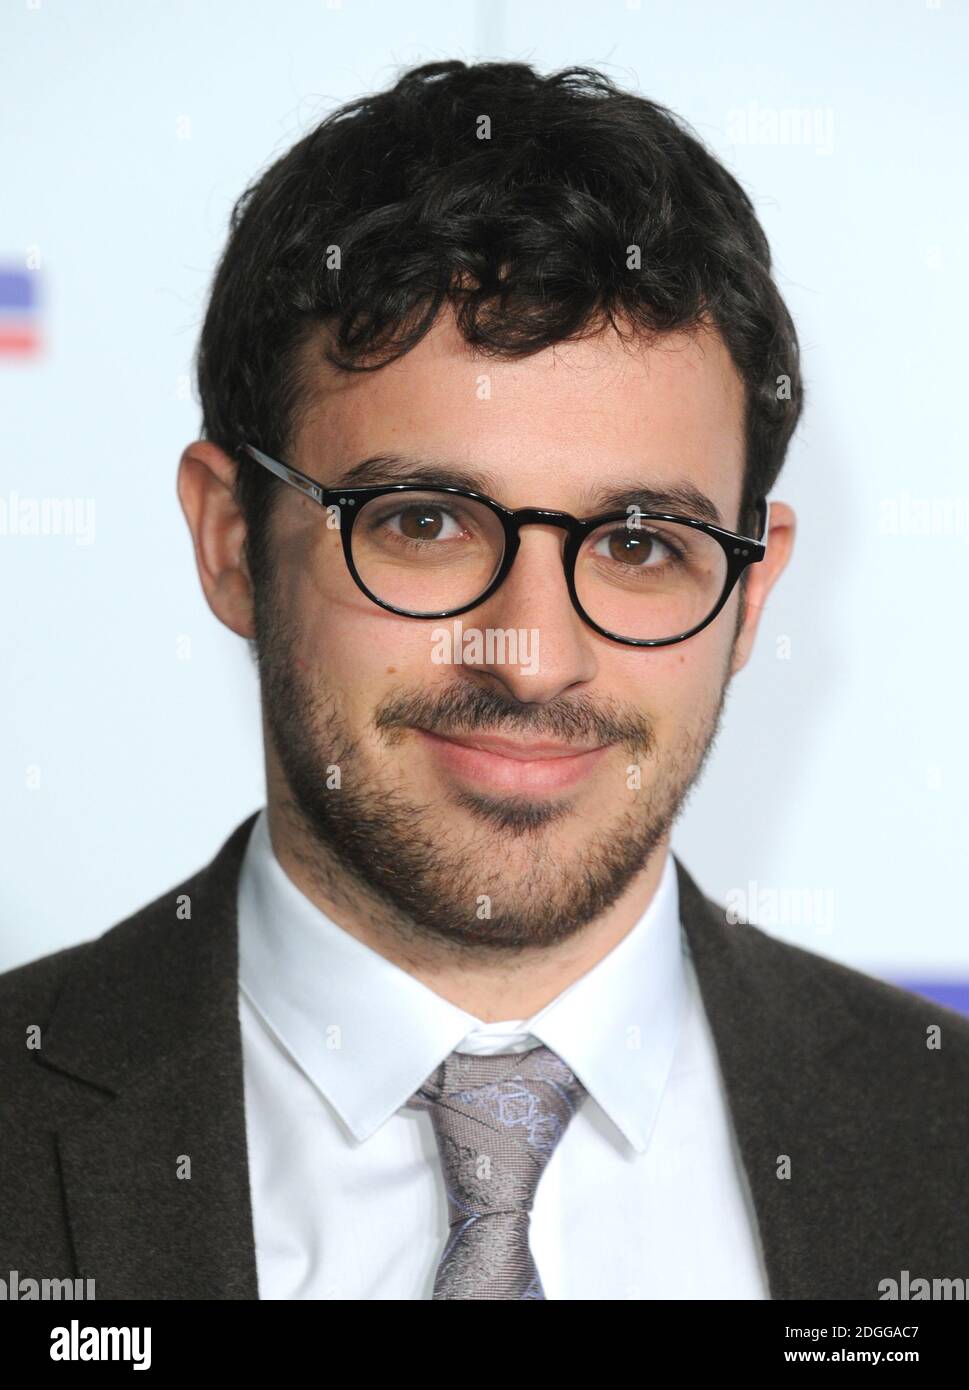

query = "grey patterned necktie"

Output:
[[405, 1044, 588, 1300]]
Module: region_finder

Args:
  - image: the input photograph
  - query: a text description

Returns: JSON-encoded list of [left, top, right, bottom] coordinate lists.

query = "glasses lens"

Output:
[[574, 516, 728, 641], [351, 491, 505, 614]]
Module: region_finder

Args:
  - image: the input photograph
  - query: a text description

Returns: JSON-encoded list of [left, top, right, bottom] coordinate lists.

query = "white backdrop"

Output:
[[2, 0, 967, 999]]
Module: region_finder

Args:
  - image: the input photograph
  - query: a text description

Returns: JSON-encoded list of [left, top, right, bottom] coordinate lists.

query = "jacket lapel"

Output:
[[37, 813, 261, 1299], [674, 855, 872, 1299]]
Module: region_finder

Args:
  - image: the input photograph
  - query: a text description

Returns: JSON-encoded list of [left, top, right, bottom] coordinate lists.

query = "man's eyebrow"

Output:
[[330, 455, 503, 495], [330, 456, 725, 526], [586, 481, 724, 526]]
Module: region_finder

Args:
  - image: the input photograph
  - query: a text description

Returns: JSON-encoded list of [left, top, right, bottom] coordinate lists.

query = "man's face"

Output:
[[252, 311, 756, 951]]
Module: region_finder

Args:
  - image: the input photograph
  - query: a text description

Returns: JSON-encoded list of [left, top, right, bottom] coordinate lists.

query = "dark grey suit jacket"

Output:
[[2, 811, 968, 1299]]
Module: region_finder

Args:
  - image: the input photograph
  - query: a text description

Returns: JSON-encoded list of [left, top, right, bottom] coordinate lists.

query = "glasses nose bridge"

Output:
[[495, 506, 582, 618], [508, 505, 579, 538]]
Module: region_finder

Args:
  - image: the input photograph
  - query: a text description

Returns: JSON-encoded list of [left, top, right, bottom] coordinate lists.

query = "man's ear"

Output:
[[177, 440, 256, 640], [729, 501, 796, 676]]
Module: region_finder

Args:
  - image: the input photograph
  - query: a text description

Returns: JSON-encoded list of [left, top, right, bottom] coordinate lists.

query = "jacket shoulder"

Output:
[[0, 864, 204, 1001], [735, 909, 969, 1037], [0, 866, 208, 1110], [0, 812, 257, 1026], [689, 884, 969, 1083]]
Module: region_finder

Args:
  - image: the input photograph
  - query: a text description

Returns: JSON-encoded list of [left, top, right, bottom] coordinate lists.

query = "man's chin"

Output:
[[286, 766, 665, 950]]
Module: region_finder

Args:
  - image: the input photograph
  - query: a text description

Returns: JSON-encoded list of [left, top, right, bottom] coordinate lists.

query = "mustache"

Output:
[[374, 682, 654, 755]]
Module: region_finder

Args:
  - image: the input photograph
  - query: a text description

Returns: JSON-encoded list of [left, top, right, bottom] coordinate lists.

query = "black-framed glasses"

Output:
[[239, 442, 769, 647]]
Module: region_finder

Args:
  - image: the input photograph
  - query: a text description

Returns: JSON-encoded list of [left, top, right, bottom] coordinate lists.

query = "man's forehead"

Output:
[[304, 306, 740, 394], [295, 310, 746, 517]]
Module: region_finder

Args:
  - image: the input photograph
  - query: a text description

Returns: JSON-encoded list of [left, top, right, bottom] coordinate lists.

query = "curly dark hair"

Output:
[[195, 58, 803, 595]]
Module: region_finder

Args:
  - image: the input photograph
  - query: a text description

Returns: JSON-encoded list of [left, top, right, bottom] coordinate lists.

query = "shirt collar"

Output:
[[238, 807, 686, 1154]]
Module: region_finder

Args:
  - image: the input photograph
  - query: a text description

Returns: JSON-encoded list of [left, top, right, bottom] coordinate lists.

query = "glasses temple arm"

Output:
[[755, 496, 770, 547], [239, 443, 325, 505]]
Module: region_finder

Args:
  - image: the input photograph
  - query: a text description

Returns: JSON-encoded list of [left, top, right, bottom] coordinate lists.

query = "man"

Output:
[[3, 59, 968, 1302]]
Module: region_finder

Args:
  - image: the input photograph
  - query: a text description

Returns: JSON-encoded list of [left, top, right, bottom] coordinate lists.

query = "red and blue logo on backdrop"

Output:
[[0, 265, 41, 356]]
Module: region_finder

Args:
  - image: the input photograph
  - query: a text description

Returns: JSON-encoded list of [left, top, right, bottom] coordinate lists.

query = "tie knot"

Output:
[[407, 1043, 588, 1195]]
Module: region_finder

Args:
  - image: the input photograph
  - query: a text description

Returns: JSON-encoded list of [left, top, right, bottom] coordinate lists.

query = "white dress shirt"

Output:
[[237, 807, 770, 1299]]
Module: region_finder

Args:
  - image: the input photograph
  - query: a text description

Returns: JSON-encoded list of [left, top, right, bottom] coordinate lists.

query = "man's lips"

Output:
[[424, 730, 603, 760], [414, 727, 610, 792]]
